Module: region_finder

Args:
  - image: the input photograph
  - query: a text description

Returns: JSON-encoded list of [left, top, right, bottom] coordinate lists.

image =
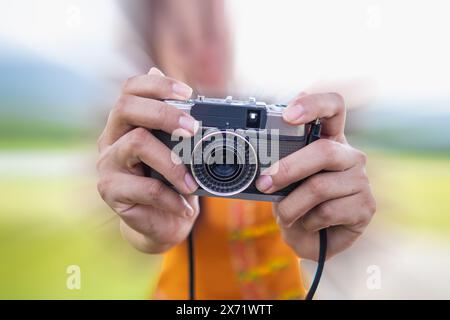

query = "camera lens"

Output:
[[191, 131, 258, 196], [209, 163, 239, 179], [205, 147, 243, 182]]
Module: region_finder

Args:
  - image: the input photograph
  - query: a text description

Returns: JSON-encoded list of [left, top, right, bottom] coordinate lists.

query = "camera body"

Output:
[[145, 96, 321, 202]]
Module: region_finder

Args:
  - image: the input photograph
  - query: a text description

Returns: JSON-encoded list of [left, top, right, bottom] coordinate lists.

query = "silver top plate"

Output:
[[164, 97, 305, 137]]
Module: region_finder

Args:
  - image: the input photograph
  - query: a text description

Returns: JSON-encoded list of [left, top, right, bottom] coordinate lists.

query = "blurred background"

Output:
[[0, 0, 449, 299]]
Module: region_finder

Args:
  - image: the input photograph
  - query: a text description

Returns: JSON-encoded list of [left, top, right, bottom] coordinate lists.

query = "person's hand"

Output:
[[255, 92, 376, 261], [96, 67, 200, 254]]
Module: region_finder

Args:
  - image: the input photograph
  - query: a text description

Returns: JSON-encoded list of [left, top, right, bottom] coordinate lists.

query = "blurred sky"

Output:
[[1, 0, 450, 111]]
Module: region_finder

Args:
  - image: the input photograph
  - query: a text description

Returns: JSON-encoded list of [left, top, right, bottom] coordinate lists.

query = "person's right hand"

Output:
[[96, 67, 200, 254]]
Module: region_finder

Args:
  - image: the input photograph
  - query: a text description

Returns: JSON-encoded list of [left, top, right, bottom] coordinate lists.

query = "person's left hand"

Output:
[[255, 92, 376, 261]]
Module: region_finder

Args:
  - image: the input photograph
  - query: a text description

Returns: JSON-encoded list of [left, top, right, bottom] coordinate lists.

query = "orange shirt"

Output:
[[153, 197, 306, 300]]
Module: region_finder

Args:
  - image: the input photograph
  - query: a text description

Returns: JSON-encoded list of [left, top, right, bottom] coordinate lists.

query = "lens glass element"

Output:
[[205, 147, 243, 182], [191, 131, 258, 196]]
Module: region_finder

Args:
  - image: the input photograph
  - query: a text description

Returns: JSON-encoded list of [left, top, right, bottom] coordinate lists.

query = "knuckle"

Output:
[[277, 158, 290, 182], [122, 76, 137, 93], [113, 94, 134, 119], [96, 130, 106, 151], [97, 177, 112, 202], [168, 159, 186, 182], [366, 193, 377, 217], [127, 127, 149, 151], [329, 92, 345, 110], [149, 73, 163, 85], [357, 212, 372, 228], [355, 149, 368, 165], [147, 179, 165, 198], [154, 102, 170, 129], [318, 202, 335, 221], [95, 150, 108, 172], [120, 93, 136, 109], [360, 170, 370, 186], [149, 74, 172, 97], [354, 164, 370, 189], [307, 175, 326, 197], [162, 77, 177, 95], [96, 144, 116, 172], [317, 139, 340, 159], [357, 192, 376, 226]]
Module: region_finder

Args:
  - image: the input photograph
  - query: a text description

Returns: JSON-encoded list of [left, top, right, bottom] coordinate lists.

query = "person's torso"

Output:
[[153, 197, 306, 300]]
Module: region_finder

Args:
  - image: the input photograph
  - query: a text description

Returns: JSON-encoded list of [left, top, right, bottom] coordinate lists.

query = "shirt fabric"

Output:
[[153, 197, 306, 300]]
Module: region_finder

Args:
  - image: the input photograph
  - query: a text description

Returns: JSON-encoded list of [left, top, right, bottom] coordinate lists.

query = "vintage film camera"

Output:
[[145, 96, 321, 202]]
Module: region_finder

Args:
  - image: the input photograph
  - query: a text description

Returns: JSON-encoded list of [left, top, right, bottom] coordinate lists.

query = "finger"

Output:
[[97, 172, 194, 218], [110, 127, 198, 194], [122, 72, 193, 100], [256, 139, 360, 193], [99, 95, 199, 149], [283, 92, 346, 138], [281, 222, 361, 261], [280, 223, 322, 261], [301, 191, 376, 232], [275, 166, 367, 228], [119, 219, 171, 254], [119, 202, 196, 249], [326, 225, 363, 258]]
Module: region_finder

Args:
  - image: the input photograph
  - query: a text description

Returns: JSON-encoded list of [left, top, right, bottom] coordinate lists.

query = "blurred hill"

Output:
[[348, 104, 450, 152], [1, 43, 449, 152], [0, 43, 108, 148]]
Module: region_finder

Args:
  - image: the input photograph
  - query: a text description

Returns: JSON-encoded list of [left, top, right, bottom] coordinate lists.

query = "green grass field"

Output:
[[366, 150, 450, 232], [0, 176, 160, 299], [0, 148, 449, 299]]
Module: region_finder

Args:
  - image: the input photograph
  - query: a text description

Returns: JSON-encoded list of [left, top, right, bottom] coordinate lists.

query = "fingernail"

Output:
[[180, 196, 195, 217], [148, 67, 164, 76], [179, 116, 199, 135], [172, 82, 193, 99], [185, 203, 194, 217], [184, 173, 198, 193], [276, 215, 282, 226], [283, 104, 305, 122], [276, 215, 285, 227], [256, 175, 273, 192]]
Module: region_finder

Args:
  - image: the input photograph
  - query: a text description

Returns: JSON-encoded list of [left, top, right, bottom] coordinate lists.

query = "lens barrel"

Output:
[[191, 131, 258, 196]]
